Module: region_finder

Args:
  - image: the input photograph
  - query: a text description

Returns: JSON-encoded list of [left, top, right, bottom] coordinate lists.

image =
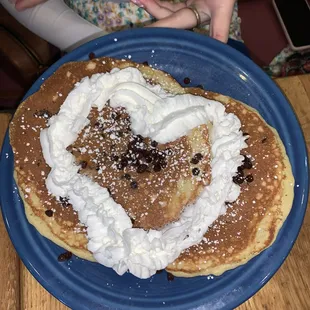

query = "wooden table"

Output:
[[1, 75, 309, 310]]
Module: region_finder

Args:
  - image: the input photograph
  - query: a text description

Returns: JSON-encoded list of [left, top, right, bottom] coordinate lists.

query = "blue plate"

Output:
[[0, 29, 308, 310]]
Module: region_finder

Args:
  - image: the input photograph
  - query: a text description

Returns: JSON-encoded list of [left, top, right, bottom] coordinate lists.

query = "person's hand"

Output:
[[131, 0, 235, 43], [10, 0, 47, 11]]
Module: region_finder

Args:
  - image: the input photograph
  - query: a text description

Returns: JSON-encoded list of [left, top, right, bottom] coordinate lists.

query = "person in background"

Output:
[[9, 0, 241, 44], [7, 0, 309, 77]]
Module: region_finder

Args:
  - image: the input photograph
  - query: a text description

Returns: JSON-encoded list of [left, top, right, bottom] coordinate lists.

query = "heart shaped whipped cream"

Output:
[[40, 67, 247, 278]]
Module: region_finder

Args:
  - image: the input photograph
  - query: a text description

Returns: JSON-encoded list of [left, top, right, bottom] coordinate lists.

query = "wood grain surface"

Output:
[[0, 75, 309, 310], [0, 113, 20, 310]]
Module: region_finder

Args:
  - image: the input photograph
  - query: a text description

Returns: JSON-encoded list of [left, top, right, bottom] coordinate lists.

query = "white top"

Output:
[[1, 0, 103, 51]]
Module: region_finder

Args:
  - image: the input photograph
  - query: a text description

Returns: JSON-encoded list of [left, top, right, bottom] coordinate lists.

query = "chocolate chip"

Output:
[[128, 141, 137, 150], [237, 166, 244, 177], [196, 84, 204, 89], [58, 251, 72, 262], [124, 151, 132, 159], [167, 272, 175, 281], [183, 77, 191, 84], [94, 122, 100, 127], [141, 149, 150, 157], [156, 269, 164, 274], [145, 156, 152, 163], [245, 174, 254, 183], [111, 112, 118, 120], [120, 157, 128, 167], [96, 165, 100, 171], [190, 158, 199, 164], [129, 22, 134, 28], [34, 109, 52, 118], [59, 196, 71, 207], [130, 217, 135, 225], [130, 181, 138, 189], [191, 153, 203, 164], [142, 61, 149, 66], [233, 175, 244, 185], [242, 156, 253, 169], [243, 132, 249, 136], [153, 163, 162, 172], [135, 134, 143, 142], [88, 52, 96, 60], [157, 151, 166, 160], [194, 153, 203, 160], [262, 137, 267, 143], [192, 168, 200, 176], [135, 151, 144, 160], [151, 140, 158, 147], [150, 149, 158, 158], [111, 155, 119, 162], [45, 209, 53, 217], [116, 163, 125, 170], [122, 173, 131, 180], [80, 161, 87, 169], [137, 164, 148, 173], [165, 148, 173, 156]]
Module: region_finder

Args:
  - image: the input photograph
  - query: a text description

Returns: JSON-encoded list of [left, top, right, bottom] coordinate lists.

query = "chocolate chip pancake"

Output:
[[10, 57, 294, 275], [166, 92, 294, 276]]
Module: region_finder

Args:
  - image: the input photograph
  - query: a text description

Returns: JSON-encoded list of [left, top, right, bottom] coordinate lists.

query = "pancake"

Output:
[[9, 57, 294, 275], [166, 92, 295, 276]]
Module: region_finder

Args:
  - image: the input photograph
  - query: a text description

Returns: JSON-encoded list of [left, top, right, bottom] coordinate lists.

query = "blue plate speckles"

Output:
[[0, 28, 308, 310]]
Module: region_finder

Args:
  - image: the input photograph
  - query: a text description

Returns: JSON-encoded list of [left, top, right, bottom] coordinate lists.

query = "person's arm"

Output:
[[132, 0, 235, 43], [1, 0, 104, 51]]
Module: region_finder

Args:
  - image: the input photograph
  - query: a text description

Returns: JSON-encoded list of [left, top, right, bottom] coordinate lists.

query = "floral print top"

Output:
[[64, 0, 242, 41]]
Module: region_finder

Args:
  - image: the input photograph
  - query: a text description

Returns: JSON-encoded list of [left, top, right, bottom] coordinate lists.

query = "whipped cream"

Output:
[[40, 67, 247, 278]]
